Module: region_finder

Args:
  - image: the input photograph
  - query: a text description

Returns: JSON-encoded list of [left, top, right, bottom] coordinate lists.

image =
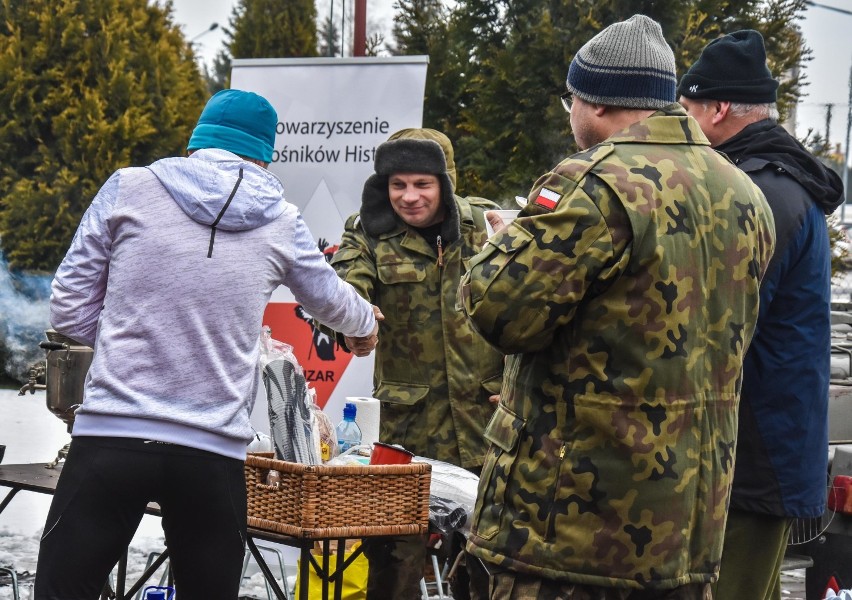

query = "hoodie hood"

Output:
[[717, 120, 844, 215], [147, 148, 287, 231]]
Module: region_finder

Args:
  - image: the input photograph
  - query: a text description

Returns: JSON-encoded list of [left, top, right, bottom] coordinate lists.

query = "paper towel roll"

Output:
[[347, 396, 381, 446]]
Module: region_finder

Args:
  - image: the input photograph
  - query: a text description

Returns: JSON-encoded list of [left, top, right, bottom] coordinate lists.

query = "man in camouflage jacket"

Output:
[[331, 128, 504, 599], [461, 15, 776, 599], [332, 128, 504, 466]]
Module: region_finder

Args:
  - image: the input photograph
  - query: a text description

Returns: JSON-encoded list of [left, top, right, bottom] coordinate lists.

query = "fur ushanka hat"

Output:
[[359, 136, 460, 242]]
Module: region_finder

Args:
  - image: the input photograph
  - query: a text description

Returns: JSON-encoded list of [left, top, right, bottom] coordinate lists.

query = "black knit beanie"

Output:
[[677, 30, 779, 103]]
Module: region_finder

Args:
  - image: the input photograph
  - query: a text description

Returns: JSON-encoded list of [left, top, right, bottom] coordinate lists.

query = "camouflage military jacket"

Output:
[[461, 105, 775, 588], [331, 195, 504, 468]]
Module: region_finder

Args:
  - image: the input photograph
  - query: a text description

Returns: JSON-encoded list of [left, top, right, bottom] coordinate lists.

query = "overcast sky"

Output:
[[169, 0, 852, 161]]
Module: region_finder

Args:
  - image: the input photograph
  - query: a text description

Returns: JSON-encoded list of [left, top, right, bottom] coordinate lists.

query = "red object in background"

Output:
[[823, 574, 842, 598], [828, 475, 852, 515], [263, 302, 354, 410], [370, 442, 414, 465]]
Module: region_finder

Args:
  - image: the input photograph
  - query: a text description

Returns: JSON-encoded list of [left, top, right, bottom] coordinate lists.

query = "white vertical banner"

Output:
[[230, 57, 428, 427]]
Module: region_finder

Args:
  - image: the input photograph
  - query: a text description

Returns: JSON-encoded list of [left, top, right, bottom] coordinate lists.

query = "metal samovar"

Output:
[[18, 330, 93, 468]]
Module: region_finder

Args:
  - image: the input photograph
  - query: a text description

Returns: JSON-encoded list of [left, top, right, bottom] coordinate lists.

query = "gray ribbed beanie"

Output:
[[566, 14, 676, 109]]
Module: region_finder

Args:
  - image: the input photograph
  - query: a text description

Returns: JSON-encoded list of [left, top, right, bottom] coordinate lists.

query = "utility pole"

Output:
[[341, 0, 346, 57], [353, 0, 367, 56], [328, 0, 335, 57], [826, 102, 834, 152]]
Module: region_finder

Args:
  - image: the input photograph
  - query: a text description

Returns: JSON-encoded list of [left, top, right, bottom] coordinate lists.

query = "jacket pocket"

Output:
[[329, 247, 363, 276], [376, 260, 426, 284], [376, 260, 426, 323], [471, 403, 525, 540], [374, 380, 429, 406], [480, 374, 503, 397], [549, 393, 707, 576]]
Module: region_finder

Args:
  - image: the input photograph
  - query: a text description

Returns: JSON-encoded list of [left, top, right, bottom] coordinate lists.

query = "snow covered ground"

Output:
[[0, 389, 293, 599]]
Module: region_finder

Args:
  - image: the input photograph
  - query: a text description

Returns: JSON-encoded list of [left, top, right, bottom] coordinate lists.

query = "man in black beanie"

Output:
[[679, 30, 844, 600]]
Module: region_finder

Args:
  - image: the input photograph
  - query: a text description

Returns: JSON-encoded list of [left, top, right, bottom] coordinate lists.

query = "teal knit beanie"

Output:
[[187, 89, 277, 162]]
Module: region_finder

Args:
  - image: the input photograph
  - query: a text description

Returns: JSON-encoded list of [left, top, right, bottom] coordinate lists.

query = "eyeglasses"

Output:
[[560, 92, 573, 114]]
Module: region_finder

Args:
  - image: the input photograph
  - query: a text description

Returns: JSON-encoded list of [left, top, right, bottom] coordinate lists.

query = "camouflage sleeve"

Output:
[[466, 196, 501, 211], [329, 214, 377, 303], [460, 171, 631, 354]]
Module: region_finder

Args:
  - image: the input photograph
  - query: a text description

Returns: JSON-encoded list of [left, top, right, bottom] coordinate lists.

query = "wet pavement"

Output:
[[782, 568, 807, 599]]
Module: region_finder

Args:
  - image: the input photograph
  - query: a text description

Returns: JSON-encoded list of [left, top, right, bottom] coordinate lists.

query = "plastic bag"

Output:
[[247, 430, 273, 453], [295, 540, 368, 599], [326, 444, 372, 466], [260, 326, 319, 464], [429, 495, 469, 535], [414, 457, 479, 534], [307, 387, 337, 462]]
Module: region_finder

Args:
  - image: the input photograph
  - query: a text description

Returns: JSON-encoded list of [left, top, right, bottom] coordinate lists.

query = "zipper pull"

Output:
[[559, 444, 566, 459], [436, 235, 443, 267]]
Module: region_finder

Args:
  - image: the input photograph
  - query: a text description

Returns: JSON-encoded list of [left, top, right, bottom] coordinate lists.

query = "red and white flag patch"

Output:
[[534, 187, 561, 210]]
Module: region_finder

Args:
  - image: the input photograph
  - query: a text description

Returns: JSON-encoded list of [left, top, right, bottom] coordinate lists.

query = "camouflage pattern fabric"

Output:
[[489, 571, 711, 600], [331, 194, 504, 468], [461, 104, 775, 588]]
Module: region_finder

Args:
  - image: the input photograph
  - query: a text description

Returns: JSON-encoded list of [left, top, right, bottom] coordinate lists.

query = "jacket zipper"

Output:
[[545, 442, 567, 541], [207, 168, 243, 258], [436, 235, 443, 267]]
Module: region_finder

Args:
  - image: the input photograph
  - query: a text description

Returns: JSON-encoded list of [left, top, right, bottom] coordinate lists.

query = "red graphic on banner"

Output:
[[262, 302, 354, 409]]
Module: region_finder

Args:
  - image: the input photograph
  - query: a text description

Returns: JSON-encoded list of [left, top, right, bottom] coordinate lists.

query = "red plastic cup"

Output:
[[370, 442, 414, 465]]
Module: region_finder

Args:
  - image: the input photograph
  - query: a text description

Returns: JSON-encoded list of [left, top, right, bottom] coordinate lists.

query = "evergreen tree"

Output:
[[391, 0, 469, 173], [227, 0, 319, 59], [392, 0, 808, 202], [0, 0, 208, 271], [206, 49, 232, 94], [318, 14, 342, 57]]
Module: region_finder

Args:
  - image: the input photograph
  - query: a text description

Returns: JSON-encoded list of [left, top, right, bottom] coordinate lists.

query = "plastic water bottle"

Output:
[[336, 402, 362, 454]]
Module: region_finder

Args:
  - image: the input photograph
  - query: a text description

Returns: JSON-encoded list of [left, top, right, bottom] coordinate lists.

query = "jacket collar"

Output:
[[605, 103, 712, 147]]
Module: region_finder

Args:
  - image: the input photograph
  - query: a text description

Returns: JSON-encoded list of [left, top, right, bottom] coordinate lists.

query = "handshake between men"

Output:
[[344, 304, 384, 357]]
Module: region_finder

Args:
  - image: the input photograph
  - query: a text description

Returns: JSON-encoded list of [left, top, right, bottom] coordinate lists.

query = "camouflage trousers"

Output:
[[362, 533, 491, 600], [489, 571, 712, 600], [363, 534, 428, 600]]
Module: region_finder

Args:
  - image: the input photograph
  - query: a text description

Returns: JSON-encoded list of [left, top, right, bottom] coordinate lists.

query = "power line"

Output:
[[805, 1, 852, 17]]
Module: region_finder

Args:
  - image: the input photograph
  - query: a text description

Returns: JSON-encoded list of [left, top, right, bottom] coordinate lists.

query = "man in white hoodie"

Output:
[[34, 89, 378, 599]]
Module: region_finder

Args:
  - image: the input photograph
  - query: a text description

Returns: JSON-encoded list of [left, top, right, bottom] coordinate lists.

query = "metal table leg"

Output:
[[247, 536, 289, 600]]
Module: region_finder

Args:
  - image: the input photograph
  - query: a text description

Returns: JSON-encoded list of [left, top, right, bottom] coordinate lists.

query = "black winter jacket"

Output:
[[718, 119, 844, 517]]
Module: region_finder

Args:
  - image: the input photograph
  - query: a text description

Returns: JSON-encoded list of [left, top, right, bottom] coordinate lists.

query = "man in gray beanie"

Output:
[[680, 30, 844, 600], [461, 15, 776, 599]]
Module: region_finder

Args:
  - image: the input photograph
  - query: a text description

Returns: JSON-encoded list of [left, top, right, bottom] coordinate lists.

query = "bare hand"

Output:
[[485, 211, 508, 235], [372, 304, 385, 322], [488, 394, 500, 404], [345, 332, 377, 357], [344, 305, 384, 357]]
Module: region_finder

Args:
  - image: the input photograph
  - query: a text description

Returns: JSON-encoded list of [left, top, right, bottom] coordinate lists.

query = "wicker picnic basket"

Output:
[[244, 453, 432, 539]]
